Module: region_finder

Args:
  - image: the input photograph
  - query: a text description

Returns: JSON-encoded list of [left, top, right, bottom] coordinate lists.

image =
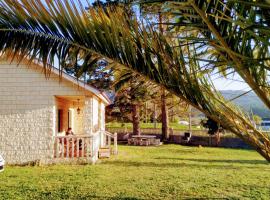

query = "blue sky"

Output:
[[54, 0, 248, 91], [212, 74, 249, 91], [80, 1, 248, 91]]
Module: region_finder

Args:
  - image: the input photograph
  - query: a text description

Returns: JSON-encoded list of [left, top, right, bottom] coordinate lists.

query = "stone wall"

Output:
[[0, 59, 102, 164], [92, 97, 99, 131], [83, 97, 93, 134]]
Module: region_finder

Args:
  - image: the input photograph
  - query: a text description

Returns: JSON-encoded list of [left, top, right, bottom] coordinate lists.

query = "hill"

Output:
[[220, 90, 270, 118]]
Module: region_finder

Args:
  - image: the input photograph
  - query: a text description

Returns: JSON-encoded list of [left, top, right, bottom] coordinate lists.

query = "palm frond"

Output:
[[0, 0, 270, 160]]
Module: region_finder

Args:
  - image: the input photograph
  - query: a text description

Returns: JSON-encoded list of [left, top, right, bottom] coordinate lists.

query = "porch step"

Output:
[[98, 148, 111, 158]]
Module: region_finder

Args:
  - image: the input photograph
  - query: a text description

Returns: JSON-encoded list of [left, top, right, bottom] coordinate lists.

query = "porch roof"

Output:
[[49, 66, 111, 105], [22, 57, 112, 105]]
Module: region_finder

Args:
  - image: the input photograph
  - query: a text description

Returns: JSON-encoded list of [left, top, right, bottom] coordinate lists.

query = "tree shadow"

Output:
[[77, 194, 228, 200], [154, 157, 269, 165], [102, 160, 267, 170], [77, 194, 145, 200]]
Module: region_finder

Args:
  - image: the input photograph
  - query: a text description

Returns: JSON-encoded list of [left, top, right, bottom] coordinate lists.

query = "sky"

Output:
[[80, 0, 250, 91], [50, 0, 249, 91], [211, 74, 250, 91]]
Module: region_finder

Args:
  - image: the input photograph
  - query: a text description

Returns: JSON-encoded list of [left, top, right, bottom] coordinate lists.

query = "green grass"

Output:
[[1, 145, 270, 199], [106, 122, 201, 130]]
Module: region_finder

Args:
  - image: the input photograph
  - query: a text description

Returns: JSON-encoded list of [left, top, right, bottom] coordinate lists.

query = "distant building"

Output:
[[260, 118, 270, 130]]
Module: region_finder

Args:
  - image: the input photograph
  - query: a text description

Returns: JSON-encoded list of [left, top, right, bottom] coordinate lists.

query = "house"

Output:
[[0, 56, 117, 165], [260, 118, 270, 131]]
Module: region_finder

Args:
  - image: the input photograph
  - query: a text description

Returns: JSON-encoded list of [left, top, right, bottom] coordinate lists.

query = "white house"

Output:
[[0, 56, 117, 165]]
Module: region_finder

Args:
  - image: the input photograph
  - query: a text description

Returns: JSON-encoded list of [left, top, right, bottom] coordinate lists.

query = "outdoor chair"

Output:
[[182, 132, 192, 144]]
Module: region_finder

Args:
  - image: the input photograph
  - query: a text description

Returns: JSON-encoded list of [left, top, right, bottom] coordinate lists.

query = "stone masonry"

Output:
[[0, 58, 107, 164]]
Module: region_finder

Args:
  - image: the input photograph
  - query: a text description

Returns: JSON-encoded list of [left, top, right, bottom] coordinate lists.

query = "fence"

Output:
[[106, 127, 250, 149]]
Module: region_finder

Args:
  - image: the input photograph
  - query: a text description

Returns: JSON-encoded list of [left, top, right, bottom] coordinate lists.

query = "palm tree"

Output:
[[161, 88, 169, 141], [0, 0, 269, 161], [139, 0, 270, 109]]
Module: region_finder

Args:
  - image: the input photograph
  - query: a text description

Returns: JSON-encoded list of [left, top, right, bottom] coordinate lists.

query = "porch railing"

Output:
[[54, 131, 118, 160], [54, 135, 95, 159], [102, 131, 118, 155]]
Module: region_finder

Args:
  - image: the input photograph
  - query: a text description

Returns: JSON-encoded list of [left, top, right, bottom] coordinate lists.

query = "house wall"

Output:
[[74, 103, 85, 135], [0, 59, 106, 164], [83, 97, 105, 134], [83, 97, 104, 161], [100, 102, 106, 131], [92, 97, 99, 132]]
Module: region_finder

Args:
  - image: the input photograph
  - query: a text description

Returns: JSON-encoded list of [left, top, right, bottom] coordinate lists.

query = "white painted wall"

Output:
[[92, 97, 99, 132], [0, 59, 107, 164], [100, 102, 105, 131]]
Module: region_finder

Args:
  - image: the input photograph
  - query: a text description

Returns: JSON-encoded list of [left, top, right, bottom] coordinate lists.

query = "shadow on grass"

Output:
[[83, 195, 232, 200], [102, 160, 268, 170], [154, 157, 269, 165], [76, 195, 144, 200], [64, 194, 228, 200]]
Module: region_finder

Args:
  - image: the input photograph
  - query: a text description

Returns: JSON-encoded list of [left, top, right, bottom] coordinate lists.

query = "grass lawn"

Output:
[[1, 145, 270, 200]]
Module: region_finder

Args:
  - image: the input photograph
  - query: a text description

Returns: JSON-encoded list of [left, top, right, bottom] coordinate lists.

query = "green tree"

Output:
[[112, 70, 159, 135], [253, 115, 262, 126], [201, 117, 224, 146]]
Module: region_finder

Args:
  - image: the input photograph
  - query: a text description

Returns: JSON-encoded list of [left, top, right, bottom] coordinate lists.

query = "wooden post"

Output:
[[114, 132, 118, 155]]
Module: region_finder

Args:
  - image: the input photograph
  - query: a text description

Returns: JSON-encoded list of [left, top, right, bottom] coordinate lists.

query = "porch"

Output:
[[53, 131, 118, 163], [53, 96, 117, 163]]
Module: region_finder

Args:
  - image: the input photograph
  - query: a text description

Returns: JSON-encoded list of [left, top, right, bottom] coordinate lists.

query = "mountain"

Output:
[[220, 90, 270, 118]]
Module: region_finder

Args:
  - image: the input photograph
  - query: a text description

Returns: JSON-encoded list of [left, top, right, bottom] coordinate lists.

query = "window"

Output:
[[261, 122, 270, 126]]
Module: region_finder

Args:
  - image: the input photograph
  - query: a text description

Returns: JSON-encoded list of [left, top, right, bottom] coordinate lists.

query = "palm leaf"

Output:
[[0, 0, 270, 160]]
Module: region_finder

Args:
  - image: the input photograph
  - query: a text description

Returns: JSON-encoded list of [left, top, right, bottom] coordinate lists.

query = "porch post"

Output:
[[98, 101, 102, 131], [114, 132, 118, 155], [98, 101, 103, 147], [84, 96, 93, 135]]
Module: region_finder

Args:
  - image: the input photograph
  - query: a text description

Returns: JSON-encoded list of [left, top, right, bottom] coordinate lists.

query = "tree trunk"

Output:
[[188, 106, 192, 135], [215, 131, 220, 146], [161, 89, 169, 141], [132, 104, 140, 136], [153, 103, 157, 128], [145, 102, 147, 123]]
